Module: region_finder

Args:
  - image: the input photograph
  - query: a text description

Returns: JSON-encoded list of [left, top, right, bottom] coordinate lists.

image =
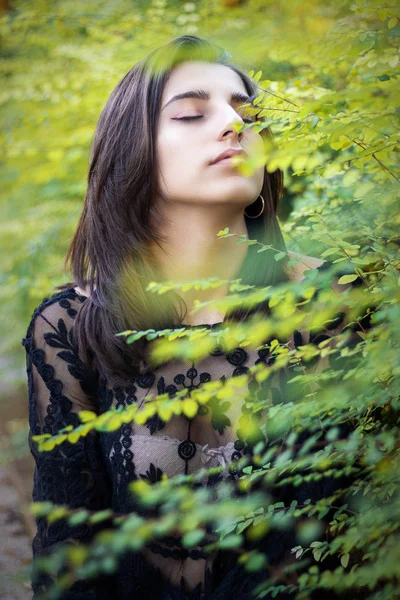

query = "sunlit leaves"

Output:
[[3, 1, 400, 598]]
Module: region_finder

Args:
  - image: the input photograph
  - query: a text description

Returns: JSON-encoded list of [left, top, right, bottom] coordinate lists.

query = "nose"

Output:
[[218, 107, 245, 142]]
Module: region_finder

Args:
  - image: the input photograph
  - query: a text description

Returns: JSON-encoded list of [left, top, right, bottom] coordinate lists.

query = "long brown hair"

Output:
[[66, 35, 287, 386]]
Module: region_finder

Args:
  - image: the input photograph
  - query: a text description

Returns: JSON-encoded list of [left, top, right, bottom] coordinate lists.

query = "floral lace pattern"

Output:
[[23, 275, 368, 599]]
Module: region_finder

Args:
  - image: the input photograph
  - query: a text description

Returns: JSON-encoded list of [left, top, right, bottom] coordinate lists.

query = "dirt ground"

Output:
[[0, 382, 35, 600], [0, 464, 33, 600]]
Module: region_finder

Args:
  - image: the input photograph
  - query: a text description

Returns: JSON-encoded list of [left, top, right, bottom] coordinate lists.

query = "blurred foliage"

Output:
[[1, 0, 400, 598], [0, 0, 398, 372], [0, 418, 30, 463]]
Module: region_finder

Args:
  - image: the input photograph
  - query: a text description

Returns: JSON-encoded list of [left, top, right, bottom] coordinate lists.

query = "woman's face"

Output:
[[155, 61, 265, 210]]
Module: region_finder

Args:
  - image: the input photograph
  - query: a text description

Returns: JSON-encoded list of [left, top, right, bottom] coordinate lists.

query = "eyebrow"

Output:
[[162, 88, 255, 111]]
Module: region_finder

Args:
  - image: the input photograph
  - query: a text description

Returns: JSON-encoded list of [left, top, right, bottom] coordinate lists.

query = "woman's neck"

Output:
[[150, 205, 248, 325]]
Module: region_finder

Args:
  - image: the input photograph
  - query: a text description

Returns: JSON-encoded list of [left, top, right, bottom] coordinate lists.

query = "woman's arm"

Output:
[[23, 289, 114, 599]]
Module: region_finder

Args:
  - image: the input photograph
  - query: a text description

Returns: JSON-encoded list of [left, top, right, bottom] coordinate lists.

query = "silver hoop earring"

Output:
[[244, 195, 265, 219]]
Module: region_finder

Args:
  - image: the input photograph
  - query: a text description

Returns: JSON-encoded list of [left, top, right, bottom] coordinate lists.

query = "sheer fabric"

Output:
[[23, 270, 368, 599]]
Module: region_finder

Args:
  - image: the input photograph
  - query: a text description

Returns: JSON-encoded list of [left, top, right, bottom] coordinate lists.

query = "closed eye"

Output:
[[171, 116, 203, 121], [171, 115, 255, 124]]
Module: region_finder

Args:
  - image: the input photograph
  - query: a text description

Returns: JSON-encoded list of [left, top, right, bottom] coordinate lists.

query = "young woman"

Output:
[[23, 35, 325, 599]]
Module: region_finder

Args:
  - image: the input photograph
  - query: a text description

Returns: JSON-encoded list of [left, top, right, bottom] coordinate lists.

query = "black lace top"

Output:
[[23, 279, 365, 599]]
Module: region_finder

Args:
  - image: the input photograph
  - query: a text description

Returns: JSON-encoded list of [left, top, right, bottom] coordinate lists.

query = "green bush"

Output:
[[1, 0, 399, 597]]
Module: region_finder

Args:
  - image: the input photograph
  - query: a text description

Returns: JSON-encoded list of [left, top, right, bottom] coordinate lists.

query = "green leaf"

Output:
[[89, 509, 113, 524], [337, 274, 358, 285], [311, 115, 320, 128], [321, 247, 340, 258], [78, 410, 97, 423], [326, 427, 339, 441], [182, 529, 204, 547], [217, 227, 230, 237], [68, 510, 90, 526], [244, 552, 267, 571], [237, 520, 251, 534], [343, 170, 359, 187], [219, 534, 243, 549], [313, 549, 323, 561], [341, 553, 350, 568]]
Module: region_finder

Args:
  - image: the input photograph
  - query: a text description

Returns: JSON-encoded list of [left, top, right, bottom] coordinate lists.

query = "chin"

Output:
[[213, 187, 259, 206]]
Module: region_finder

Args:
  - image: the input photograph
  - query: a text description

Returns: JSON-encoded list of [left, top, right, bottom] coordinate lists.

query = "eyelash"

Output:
[[172, 116, 255, 124]]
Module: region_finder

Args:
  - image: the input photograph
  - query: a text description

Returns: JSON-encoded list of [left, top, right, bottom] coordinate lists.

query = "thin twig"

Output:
[[345, 137, 399, 182]]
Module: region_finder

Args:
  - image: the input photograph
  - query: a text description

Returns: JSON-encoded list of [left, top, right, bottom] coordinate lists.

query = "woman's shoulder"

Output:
[[24, 285, 89, 343], [284, 251, 325, 283], [31, 285, 88, 319]]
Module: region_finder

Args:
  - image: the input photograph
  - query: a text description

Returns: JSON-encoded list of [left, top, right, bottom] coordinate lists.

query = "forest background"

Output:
[[0, 0, 399, 598]]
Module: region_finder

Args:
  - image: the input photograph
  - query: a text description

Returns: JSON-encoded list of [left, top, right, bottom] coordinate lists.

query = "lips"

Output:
[[210, 148, 246, 165]]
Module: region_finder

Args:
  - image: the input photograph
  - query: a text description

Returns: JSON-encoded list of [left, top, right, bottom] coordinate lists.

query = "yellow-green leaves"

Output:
[[338, 274, 359, 285], [78, 410, 97, 423], [181, 397, 198, 419], [4, 3, 400, 598]]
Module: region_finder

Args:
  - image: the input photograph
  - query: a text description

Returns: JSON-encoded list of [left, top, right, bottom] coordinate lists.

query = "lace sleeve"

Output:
[[23, 289, 114, 599]]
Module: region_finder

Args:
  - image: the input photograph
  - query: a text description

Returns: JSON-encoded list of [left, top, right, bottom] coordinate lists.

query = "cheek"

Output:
[[157, 131, 176, 167], [157, 136, 203, 198], [247, 131, 265, 160], [156, 132, 197, 199], [246, 133, 266, 184], [157, 127, 193, 172]]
